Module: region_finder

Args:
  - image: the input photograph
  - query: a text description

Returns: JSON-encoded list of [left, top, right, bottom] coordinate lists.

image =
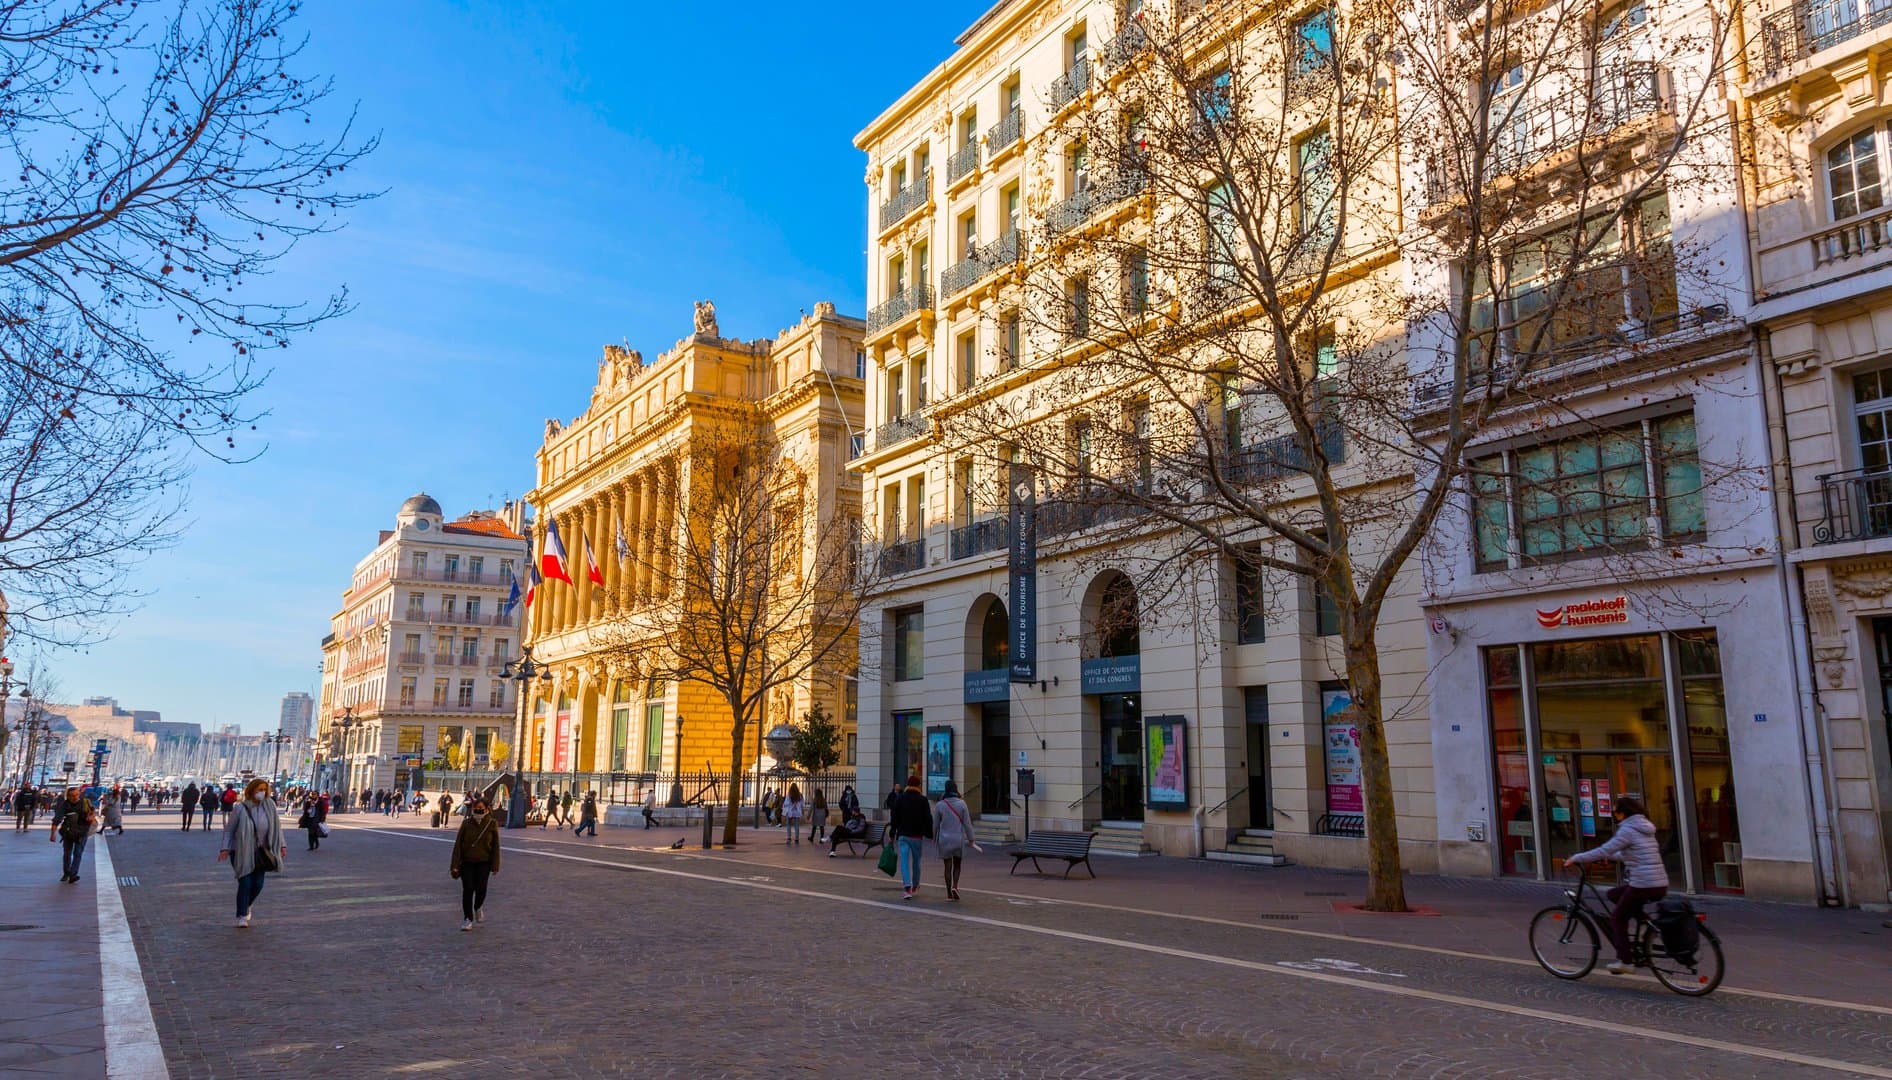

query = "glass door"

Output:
[[1243, 687, 1272, 829], [1098, 694, 1144, 822], [1541, 751, 1680, 883], [980, 703, 1011, 816]]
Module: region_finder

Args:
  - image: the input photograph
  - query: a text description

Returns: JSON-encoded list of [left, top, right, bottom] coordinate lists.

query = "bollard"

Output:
[[701, 800, 714, 849]]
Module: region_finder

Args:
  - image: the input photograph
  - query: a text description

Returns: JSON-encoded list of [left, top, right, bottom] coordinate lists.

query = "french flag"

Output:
[[542, 519, 573, 585], [526, 561, 542, 607], [582, 532, 605, 587]]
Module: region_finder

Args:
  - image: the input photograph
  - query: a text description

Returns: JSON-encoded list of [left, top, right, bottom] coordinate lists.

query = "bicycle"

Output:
[[1528, 866, 1725, 996]]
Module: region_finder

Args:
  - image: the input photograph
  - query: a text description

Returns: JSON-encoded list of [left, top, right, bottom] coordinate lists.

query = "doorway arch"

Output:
[[966, 593, 1012, 816]]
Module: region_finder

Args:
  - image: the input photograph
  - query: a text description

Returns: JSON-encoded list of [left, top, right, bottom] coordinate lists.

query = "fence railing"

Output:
[[878, 168, 931, 232], [1812, 204, 1892, 266], [949, 516, 1010, 559], [867, 281, 934, 334], [986, 107, 1023, 156], [1315, 812, 1365, 837], [1221, 420, 1345, 484], [1049, 56, 1092, 112], [1100, 20, 1147, 72], [434, 770, 864, 807], [1761, 1, 1892, 71], [1813, 466, 1892, 544], [947, 140, 979, 184], [1488, 63, 1666, 174], [1046, 167, 1148, 234], [877, 538, 927, 577], [940, 230, 1021, 299]]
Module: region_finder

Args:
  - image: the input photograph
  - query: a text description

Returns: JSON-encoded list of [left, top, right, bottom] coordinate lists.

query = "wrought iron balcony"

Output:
[[1813, 467, 1892, 544], [1489, 63, 1666, 174], [1220, 421, 1345, 484], [986, 107, 1023, 156], [855, 411, 929, 458], [1045, 168, 1148, 234], [877, 538, 927, 576], [939, 231, 1020, 298], [878, 167, 931, 232], [1049, 57, 1092, 112], [947, 140, 979, 185], [1761, 1, 1892, 71], [866, 281, 933, 334], [949, 516, 1010, 559], [1037, 493, 1151, 538], [1100, 20, 1148, 73]]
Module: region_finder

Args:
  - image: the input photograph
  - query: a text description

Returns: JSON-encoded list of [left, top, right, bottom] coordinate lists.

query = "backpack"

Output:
[[1651, 896, 1701, 965], [58, 806, 92, 841]]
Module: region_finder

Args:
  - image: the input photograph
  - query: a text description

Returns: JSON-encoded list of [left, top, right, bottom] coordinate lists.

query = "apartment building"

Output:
[[853, 0, 1435, 867], [1741, 0, 1892, 906], [315, 494, 528, 795], [523, 303, 866, 785]]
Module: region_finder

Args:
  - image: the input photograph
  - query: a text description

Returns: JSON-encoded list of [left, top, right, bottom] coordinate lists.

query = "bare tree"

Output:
[[941, 0, 1741, 909], [0, 0, 372, 640], [591, 425, 882, 846]]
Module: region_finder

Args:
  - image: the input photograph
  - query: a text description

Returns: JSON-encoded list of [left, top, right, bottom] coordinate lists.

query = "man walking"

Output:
[[50, 787, 96, 884], [641, 788, 657, 830], [181, 782, 199, 830], [13, 785, 37, 832]]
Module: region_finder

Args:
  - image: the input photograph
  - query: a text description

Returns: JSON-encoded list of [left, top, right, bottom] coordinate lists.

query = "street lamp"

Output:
[[498, 646, 554, 829], [330, 707, 360, 806], [263, 733, 293, 786]]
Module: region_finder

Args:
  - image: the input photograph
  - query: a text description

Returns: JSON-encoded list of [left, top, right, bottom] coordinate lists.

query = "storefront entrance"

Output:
[[1244, 688, 1272, 830], [1098, 693, 1143, 822], [1488, 630, 1738, 893], [979, 703, 1011, 816]]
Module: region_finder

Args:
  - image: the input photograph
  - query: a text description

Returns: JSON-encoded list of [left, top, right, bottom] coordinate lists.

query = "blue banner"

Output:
[[964, 668, 1010, 704], [1081, 655, 1141, 694], [1009, 464, 1036, 683]]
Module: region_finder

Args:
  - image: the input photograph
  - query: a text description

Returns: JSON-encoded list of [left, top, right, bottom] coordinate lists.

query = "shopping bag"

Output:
[[876, 840, 898, 877], [315, 822, 330, 838]]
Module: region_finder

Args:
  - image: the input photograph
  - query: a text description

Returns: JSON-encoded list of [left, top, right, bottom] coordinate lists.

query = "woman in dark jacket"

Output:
[[198, 785, 220, 831], [297, 800, 322, 851], [890, 775, 933, 901], [450, 795, 501, 931], [181, 782, 200, 831]]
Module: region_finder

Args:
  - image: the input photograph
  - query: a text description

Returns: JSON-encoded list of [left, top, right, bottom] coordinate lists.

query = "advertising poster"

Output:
[[1578, 779, 1596, 838], [1320, 688, 1363, 814], [553, 711, 572, 772], [1144, 716, 1188, 810], [924, 726, 952, 799], [1595, 779, 1612, 817]]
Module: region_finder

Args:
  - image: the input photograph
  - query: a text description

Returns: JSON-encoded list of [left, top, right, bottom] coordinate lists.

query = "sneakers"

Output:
[[475, 909, 484, 924], [902, 888, 914, 901], [461, 919, 474, 932], [828, 851, 837, 858], [234, 915, 250, 929], [1605, 961, 1633, 975]]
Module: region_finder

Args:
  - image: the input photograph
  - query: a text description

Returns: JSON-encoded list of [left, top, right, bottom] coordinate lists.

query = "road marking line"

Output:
[[495, 827, 1892, 1018], [96, 838, 169, 1080], [349, 824, 1892, 1077]]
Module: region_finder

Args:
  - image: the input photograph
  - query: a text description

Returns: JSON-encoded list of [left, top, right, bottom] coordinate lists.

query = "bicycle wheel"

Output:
[[1530, 905, 1599, 978], [1641, 921, 1725, 996]]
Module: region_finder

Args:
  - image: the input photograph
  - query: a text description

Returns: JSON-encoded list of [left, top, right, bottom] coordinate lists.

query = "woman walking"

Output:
[[297, 799, 323, 851], [932, 779, 975, 901], [450, 794, 501, 931], [781, 784, 804, 845], [218, 778, 286, 929], [100, 790, 125, 836], [198, 785, 219, 831], [890, 775, 933, 901], [809, 786, 828, 843]]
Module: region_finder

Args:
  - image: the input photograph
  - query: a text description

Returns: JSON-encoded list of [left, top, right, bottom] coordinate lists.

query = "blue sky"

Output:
[[43, 0, 973, 732]]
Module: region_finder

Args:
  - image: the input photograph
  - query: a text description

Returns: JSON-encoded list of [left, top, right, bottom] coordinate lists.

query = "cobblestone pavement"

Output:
[[98, 815, 1892, 1079]]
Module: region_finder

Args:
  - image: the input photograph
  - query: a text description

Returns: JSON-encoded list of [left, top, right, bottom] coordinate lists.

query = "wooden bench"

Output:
[[1009, 830, 1097, 879], [837, 822, 888, 857]]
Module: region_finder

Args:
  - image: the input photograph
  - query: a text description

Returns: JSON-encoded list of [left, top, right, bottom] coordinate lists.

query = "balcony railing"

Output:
[[987, 107, 1023, 156], [384, 701, 513, 716], [1410, 303, 1732, 405], [947, 140, 979, 185], [1220, 421, 1345, 484], [396, 652, 425, 666], [949, 517, 1010, 560], [402, 610, 513, 627], [1812, 204, 1892, 266], [878, 168, 931, 232], [1488, 64, 1665, 174], [866, 281, 934, 333], [860, 411, 929, 457], [1813, 467, 1892, 544], [1761, 1, 1892, 71], [1049, 57, 1092, 112], [1037, 493, 1152, 537], [1045, 168, 1148, 234], [1100, 20, 1148, 72], [877, 538, 927, 576], [940, 231, 1020, 298]]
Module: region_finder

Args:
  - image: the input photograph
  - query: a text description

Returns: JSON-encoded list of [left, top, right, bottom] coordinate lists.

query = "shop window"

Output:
[[1235, 544, 1266, 643], [1470, 408, 1702, 571], [1313, 575, 1341, 636], [892, 606, 925, 681], [397, 726, 423, 755]]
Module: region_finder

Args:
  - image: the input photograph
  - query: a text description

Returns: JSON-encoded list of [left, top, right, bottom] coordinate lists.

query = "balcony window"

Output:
[[1220, 372, 1244, 454], [1195, 66, 1233, 126], [1125, 248, 1150, 314], [914, 354, 929, 408], [400, 678, 417, 707], [1206, 181, 1240, 289], [1235, 545, 1266, 644], [1829, 128, 1883, 221], [458, 679, 475, 708], [892, 606, 925, 681], [887, 364, 905, 421], [1067, 276, 1091, 340], [1314, 574, 1342, 636], [465, 597, 480, 620], [1296, 126, 1336, 243], [1288, 6, 1334, 102], [959, 330, 978, 391], [1002, 310, 1022, 368], [1470, 409, 1702, 572], [433, 679, 450, 707], [443, 554, 460, 579]]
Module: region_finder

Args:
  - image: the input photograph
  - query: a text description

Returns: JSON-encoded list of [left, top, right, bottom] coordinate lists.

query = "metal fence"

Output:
[[448, 769, 864, 807]]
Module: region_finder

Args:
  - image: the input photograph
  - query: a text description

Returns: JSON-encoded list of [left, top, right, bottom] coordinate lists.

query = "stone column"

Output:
[[636, 470, 657, 606], [657, 459, 677, 598], [578, 500, 597, 626]]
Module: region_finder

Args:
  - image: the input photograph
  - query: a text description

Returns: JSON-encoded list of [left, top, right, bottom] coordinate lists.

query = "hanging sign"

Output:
[[1535, 594, 1628, 630], [1008, 464, 1037, 683]]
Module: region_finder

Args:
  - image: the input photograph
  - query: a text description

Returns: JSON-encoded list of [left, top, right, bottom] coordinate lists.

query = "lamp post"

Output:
[[264, 733, 292, 786], [498, 646, 554, 829], [666, 716, 686, 808], [330, 707, 360, 806]]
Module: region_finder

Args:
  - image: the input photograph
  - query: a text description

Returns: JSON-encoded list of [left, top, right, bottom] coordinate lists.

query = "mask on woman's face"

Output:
[[251, 792, 266, 804], [471, 806, 487, 818]]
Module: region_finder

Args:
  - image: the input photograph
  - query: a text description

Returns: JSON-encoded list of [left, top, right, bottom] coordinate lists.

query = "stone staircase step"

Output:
[[1090, 828, 1153, 857], [1207, 849, 1291, 867]]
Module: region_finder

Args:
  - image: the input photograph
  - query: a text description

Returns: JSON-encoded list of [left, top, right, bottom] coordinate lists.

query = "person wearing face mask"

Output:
[[218, 779, 286, 929], [450, 795, 501, 931]]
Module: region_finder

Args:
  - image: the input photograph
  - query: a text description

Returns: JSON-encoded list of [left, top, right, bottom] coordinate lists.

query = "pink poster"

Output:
[[553, 711, 572, 772], [1321, 688, 1363, 814]]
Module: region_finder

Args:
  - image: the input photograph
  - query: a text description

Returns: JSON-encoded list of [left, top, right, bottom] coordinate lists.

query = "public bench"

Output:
[[839, 822, 887, 857], [1009, 830, 1097, 879]]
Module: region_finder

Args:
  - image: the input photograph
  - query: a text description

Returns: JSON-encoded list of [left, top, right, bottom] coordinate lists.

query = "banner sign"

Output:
[[1080, 656, 1141, 695], [553, 710, 572, 772], [1320, 687, 1363, 814], [925, 726, 953, 799], [1008, 464, 1037, 683], [1144, 715, 1188, 810], [964, 668, 1010, 704]]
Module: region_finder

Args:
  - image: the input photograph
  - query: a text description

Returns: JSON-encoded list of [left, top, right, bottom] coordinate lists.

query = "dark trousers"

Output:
[[306, 826, 321, 851], [14, 808, 31, 831], [641, 808, 656, 829], [236, 866, 268, 917], [575, 819, 596, 836], [181, 807, 194, 830], [61, 836, 87, 878], [459, 860, 491, 919], [1606, 884, 1667, 963], [201, 810, 215, 830]]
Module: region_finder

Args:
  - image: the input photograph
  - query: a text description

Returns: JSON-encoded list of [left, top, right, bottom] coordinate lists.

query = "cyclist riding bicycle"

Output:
[[1564, 794, 1668, 975]]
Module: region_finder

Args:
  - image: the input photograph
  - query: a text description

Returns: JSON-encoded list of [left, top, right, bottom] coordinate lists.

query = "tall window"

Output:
[[1220, 371, 1244, 453], [1830, 128, 1883, 221], [1125, 248, 1150, 315], [1075, 418, 1095, 491], [443, 554, 460, 579], [1067, 275, 1091, 338], [406, 591, 424, 618], [1314, 576, 1342, 636], [1488, 63, 1530, 168], [954, 457, 976, 528], [1288, 6, 1334, 102], [914, 353, 929, 408], [1195, 65, 1232, 126], [400, 677, 417, 706], [433, 678, 450, 707], [457, 679, 474, 707], [442, 594, 458, 618], [892, 606, 925, 681], [469, 555, 484, 579], [1296, 127, 1336, 243], [887, 363, 906, 419], [959, 330, 978, 390], [410, 552, 427, 573], [1855, 368, 1892, 472], [1002, 310, 1022, 367], [1130, 401, 1152, 494], [1235, 544, 1266, 643], [461, 636, 478, 660], [1471, 410, 1704, 571], [1206, 182, 1239, 290]]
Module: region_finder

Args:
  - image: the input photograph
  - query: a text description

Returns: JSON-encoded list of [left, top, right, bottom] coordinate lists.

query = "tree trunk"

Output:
[[1345, 627, 1408, 912], [721, 707, 747, 847]]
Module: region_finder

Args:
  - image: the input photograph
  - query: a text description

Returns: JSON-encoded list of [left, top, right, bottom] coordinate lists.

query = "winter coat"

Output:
[[891, 788, 934, 840], [452, 813, 502, 873], [931, 796, 974, 858], [221, 798, 285, 879], [101, 796, 122, 828], [200, 790, 220, 813], [579, 798, 598, 823], [182, 784, 200, 810], [1569, 813, 1669, 889]]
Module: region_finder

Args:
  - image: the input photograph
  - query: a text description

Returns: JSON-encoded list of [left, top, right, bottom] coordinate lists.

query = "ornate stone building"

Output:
[[523, 303, 866, 788]]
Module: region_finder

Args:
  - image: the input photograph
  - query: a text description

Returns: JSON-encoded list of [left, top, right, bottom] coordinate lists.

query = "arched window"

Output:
[[980, 600, 1010, 671]]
